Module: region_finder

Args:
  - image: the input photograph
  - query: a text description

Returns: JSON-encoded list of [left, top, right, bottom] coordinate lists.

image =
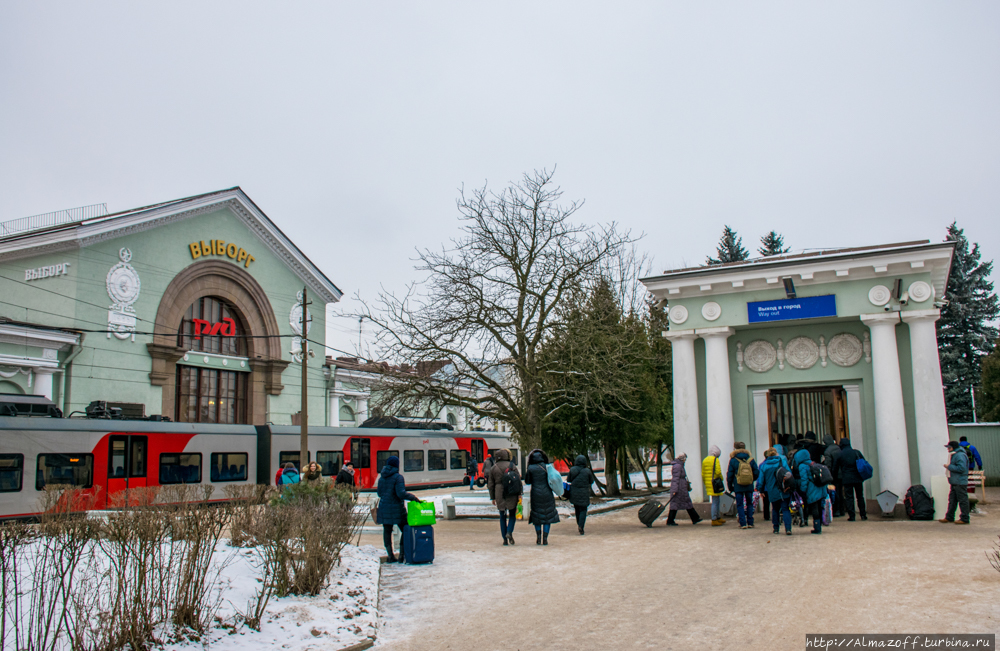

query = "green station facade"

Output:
[[641, 241, 956, 506], [0, 189, 341, 426]]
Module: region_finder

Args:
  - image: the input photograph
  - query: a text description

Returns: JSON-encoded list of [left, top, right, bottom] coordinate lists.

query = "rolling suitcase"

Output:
[[638, 499, 666, 528], [402, 525, 435, 564]]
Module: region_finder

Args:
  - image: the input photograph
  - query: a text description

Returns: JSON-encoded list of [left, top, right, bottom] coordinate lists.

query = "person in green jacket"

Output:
[[940, 441, 970, 525]]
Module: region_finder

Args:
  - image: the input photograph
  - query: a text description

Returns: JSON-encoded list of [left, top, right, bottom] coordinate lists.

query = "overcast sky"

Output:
[[2, 2, 998, 358]]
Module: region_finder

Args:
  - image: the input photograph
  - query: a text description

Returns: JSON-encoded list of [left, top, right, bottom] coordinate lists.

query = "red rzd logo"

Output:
[[191, 317, 237, 339]]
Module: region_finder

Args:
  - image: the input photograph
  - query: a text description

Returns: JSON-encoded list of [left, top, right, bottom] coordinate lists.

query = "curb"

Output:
[[334, 553, 382, 651]]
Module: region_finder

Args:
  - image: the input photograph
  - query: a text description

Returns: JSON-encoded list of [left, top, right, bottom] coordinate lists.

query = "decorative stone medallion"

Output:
[[827, 333, 863, 367], [868, 285, 891, 306], [701, 301, 722, 321], [908, 281, 933, 303], [785, 336, 819, 369], [744, 340, 777, 373], [668, 305, 689, 325], [106, 247, 140, 342]]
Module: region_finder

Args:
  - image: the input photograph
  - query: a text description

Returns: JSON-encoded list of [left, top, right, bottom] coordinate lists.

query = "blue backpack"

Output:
[[856, 457, 874, 481]]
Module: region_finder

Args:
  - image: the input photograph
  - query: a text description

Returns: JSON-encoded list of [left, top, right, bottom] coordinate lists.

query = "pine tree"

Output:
[[979, 339, 1000, 422], [758, 231, 790, 257], [706, 225, 749, 265], [937, 222, 999, 422]]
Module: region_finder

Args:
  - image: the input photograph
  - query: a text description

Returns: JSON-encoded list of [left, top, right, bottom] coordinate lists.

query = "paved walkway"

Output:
[[366, 489, 1000, 650]]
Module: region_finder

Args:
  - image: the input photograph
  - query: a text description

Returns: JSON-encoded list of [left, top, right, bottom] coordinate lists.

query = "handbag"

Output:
[[369, 496, 380, 523], [711, 458, 725, 494]]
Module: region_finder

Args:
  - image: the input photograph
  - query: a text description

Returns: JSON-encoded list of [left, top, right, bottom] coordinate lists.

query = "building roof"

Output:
[[641, 239, 956, 302], [0, 187, 343, 303]]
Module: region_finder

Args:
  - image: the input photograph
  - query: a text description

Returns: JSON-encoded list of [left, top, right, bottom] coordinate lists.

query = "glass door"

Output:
[[106, 435, 148, 507]]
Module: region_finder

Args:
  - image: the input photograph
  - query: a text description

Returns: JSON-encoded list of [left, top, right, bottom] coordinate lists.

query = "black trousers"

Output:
[[843, 482, 866, 518], [833, 479, 845, 516], [762, 493, 770, 520], [667, 508, 701, 524], [574, 504, 589, 530], [383, 523, 406, 559], [946, 484, 971, 523]]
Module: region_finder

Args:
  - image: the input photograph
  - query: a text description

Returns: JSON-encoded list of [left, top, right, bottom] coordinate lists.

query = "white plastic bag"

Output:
[[546, 463, 563, 496]]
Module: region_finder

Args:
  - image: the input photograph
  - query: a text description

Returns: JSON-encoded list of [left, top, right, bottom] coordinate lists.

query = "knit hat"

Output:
[[708, 445, 721, 457], [945, 441, 960, 451], [386, 455, 400, 468]]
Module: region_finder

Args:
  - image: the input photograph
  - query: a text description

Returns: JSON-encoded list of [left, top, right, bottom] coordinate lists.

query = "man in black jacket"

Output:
[[835, 438, 867, 521], [335, 461, 356, 492]]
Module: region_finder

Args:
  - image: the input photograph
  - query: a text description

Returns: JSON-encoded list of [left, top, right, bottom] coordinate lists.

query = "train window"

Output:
[[209, 453, 248, 482], [471, 439, 485, 462], [0, 454, 24, 492], [317, 451, 343, 476], [36, 454, 94, 491], [159, 453, 202, 484], [376, 450, 398, 471], [350, 438, 371, 469], [109, 438, 126, 478], [450, 450, 468, 470], [428, 450, 446, 471], [403, 450, 424, 472], [279, 451, 309, 471], [130, 438, 147, 477]]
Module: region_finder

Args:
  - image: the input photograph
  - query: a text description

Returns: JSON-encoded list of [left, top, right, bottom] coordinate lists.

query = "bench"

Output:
[[969, 470, 987, 503]]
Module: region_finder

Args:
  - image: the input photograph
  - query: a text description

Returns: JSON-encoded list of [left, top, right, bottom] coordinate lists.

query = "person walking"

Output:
[[758, 448, 792, 535], [666, 453, 702, 526], [524, 449, 559, 545], [466, 455, 478, 490], [335, 461, 356, 491], [376, 455, 419, 563], [940, 441, 971, 525], [482, 453, 495, 480], [959, 436, 983, 472], [488, 449, 520, 545], [567, 455, 595, 535], [834, 438, 868, 521], [794, 448, 826, 534], [279, 462, 300, 488], [822, 435, 844, 517], [726, 442, 759, 529], [702, 445, 726, 526]]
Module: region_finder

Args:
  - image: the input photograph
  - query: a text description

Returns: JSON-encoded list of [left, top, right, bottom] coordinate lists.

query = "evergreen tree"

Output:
[[937, 223, 999, 422], [706, 225, 749, 265], [979, 339, 1000, 422], [758, 231, 790, 257]]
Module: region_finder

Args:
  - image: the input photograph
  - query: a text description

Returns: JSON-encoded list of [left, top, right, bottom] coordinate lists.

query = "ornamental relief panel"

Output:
[[736, 332, 869, 373]]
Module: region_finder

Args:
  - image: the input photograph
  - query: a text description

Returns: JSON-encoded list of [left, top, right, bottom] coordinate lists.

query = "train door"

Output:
[[106, 435, 148, 507], [471, 439, 485, 467], [350, 437, 371, 488]]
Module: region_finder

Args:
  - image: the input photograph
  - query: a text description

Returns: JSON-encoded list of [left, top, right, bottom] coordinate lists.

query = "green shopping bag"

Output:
[[407, 500, 437, 526]]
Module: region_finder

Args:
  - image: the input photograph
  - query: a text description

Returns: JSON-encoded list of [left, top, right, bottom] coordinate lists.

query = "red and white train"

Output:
[[0, 410, 605, 520]]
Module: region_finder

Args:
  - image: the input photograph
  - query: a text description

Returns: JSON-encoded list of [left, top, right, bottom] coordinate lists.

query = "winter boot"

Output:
[[536, 531, 542, 545], [542, 532, 548, 546]]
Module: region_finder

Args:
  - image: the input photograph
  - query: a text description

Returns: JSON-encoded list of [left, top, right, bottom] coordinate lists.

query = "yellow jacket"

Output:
[[702, 455, 723, 497]]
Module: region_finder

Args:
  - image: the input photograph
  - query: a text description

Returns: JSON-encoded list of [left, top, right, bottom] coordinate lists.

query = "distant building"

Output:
[[0, 188, 341, 425], [641, 240, 955, 504]]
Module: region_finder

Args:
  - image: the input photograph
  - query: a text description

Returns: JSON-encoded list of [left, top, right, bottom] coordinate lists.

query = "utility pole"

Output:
[[300, 286, 312, 469], [358, 315, 364, 352]]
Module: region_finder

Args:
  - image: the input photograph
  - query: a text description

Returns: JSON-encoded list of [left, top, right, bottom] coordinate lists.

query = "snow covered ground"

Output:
[[166, 543, 382, 651]]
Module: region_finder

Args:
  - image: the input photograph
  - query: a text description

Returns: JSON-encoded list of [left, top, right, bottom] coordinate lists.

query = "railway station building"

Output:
[[0, 188, 341, 426], [641, 240, 956, 505]]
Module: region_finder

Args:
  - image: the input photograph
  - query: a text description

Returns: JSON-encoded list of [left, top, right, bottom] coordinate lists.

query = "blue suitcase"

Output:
[[402, 525, 434, 564]]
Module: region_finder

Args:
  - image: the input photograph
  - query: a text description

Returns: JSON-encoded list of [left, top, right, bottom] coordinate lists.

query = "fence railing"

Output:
[[0, 203, 108, 238]]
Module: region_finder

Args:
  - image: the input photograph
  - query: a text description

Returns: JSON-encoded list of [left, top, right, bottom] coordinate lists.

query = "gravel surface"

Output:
[[366, 489, 1000, 650]]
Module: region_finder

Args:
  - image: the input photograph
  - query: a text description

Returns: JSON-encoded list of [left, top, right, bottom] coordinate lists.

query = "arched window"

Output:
[[175, 297, 249, 424], [446, 413, 457, 427], [339, 404, 355, 425]]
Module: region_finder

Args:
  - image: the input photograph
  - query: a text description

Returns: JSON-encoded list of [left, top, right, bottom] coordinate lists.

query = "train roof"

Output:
[[266, 425, 512, 440], [0, 417, 258, 435]]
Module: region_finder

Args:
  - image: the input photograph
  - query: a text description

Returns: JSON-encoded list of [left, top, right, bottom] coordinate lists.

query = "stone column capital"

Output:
[[860, 312, 901, 327], [900, 308, 941, 324], [662, 329, 698, 341], [696, 326, 735, 339], [32, 366, 57, 375]]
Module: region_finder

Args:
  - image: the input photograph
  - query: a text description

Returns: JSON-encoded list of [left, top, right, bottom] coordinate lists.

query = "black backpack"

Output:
[[809, 461, 834, 487], [501, 465, 523, 498], [904, 485, 935, 521], [775, 465, 794, 492]]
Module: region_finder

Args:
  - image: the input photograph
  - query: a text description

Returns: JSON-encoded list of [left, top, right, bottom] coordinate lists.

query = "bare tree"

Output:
[[362, 168, 636, 449]]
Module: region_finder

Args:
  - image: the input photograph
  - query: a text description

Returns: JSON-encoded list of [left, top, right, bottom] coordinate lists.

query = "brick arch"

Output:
[[147, 260, 289, 424]]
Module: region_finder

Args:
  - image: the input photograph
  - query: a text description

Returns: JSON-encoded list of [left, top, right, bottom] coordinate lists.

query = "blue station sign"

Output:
[[747, 295, 837, 324]]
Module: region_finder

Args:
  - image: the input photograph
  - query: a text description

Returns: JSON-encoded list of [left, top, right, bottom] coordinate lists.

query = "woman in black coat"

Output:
[[524, 449, 559, 546], [376, 456, 418, 563], [567, 455, 595, 535]]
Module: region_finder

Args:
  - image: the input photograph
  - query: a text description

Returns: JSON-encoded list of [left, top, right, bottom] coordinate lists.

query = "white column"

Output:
[[751, 390, 770, 459], [33, 367, 55, 400], [843, 385, 864, 455], [457, 408, 467, 431], [664, 330, 703, 500], [331, 394, 341, 427], [860, 313, 911, 500], [356, 397, 368, 426], [902, 309, 950, 488], [699, 327, 736, 460]]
